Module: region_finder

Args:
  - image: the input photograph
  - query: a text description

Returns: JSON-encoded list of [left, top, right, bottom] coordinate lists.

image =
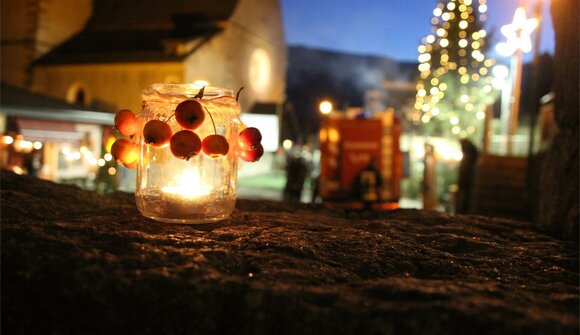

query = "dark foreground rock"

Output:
[[1, 171, 578, 335]]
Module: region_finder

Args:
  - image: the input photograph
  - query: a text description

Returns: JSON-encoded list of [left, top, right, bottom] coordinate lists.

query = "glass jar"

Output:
[[135, 83, 242, 223]]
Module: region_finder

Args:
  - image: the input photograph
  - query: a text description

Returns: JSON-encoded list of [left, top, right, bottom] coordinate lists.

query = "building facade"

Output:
[[31, 0, 287, 113]]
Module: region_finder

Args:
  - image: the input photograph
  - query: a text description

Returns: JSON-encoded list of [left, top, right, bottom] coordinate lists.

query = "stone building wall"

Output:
[[1, 0, 92, 88], [33, 62, 183, 111], [183, 0, 287, 112]]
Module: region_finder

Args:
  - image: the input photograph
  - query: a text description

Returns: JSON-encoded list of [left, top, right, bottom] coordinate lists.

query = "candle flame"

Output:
[[162, 167, 210, 198], [192, 80, 209, 88]]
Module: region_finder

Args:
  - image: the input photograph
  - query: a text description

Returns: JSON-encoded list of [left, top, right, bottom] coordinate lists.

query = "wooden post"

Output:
[[482, 105, 493, 155]]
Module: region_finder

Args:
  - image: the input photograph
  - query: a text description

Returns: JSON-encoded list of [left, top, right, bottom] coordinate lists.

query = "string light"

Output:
[[419, 53, 432, 62]]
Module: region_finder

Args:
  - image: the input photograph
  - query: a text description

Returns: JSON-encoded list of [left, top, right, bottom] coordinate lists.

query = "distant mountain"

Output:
[[285, 45, 417, 138]]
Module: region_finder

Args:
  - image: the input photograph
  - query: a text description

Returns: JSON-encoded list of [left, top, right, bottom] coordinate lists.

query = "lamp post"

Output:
[[492, 64, 511, 153], [496, 7, 538, 155]]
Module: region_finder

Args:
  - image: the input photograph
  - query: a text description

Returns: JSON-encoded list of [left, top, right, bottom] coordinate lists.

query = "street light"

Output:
[[319, 100, 333, 115], [495, 7, 538, 155]]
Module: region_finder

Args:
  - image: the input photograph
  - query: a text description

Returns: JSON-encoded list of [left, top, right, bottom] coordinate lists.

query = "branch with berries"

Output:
[[110, 86, 263, 167]]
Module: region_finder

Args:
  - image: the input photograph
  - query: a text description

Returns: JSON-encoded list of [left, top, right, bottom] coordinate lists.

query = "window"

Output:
[[66, 83, 89, 107]]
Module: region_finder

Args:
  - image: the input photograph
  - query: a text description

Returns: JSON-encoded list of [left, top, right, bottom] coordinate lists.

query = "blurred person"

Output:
[[352, 157, 383, 210], [283, 146, 308, 202], [456, 139, 479, 214], [422, 143, 438, 210]]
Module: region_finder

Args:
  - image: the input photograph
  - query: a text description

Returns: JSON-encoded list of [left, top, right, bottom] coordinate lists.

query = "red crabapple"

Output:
[[202, 134, 229, 158], [239, 143, 264, 162], [114, 109, 141, 136], [238, 127, 262, 150], [169, 130, 202, 160], [143, 120, 172, 148], [175, 99, 205, 130], [111, 138, 139, 164]]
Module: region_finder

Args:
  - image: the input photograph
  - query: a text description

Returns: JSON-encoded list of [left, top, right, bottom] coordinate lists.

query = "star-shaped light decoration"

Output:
[[496, 7, 538, 56]]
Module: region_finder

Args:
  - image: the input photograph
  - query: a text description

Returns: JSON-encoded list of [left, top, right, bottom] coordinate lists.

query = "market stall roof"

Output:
[[0, 83, 114, 125]]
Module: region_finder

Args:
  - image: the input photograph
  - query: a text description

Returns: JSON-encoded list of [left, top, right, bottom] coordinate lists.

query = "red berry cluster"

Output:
[[238, 127, 264, 162], [111, 110, 140, 168], [110, 88, 263, 167], [141, 99, 230, 160]]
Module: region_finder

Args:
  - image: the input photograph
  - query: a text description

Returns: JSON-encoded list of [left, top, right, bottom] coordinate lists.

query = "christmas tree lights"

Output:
[[412, 0, 497, 144]]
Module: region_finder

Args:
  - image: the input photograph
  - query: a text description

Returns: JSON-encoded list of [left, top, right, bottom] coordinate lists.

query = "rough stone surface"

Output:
[[538, 0, 580, 239], [1, 171, 578, 335]]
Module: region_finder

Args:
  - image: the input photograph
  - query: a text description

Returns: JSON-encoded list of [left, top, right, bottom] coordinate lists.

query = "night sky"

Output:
[[281, 0, 555, 63]]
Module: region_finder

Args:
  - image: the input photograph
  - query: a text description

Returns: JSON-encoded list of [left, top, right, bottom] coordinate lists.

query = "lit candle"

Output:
[[161, 167, 210, 199], [159, 167, 213, 217]]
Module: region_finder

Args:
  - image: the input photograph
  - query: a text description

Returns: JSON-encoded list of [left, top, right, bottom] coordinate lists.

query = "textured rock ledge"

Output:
[[1, 171, 578, 335]]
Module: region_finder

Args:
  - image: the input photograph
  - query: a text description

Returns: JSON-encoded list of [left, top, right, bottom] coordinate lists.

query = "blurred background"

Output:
[[0, 0, 558, 220]]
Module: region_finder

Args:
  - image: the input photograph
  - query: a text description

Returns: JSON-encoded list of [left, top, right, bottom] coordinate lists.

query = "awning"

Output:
[[16, 118, 85, 142], [1, 106, 114, 125]]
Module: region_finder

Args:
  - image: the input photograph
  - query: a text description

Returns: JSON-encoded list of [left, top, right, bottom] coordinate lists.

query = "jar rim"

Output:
[[144, 83, 235, 99]]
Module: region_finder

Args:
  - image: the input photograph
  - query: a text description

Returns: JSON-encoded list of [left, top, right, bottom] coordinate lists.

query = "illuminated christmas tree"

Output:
[[412, 0, 496, 144]]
